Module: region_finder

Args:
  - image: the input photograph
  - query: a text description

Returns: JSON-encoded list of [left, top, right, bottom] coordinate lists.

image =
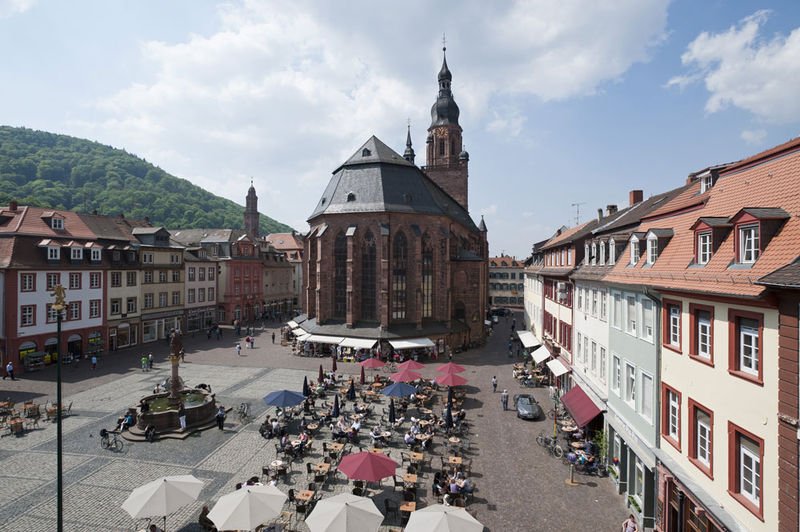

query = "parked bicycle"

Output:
[[381, 361, 398, 373], [535, 430, 564, 458], [99, 429, 124, 452], [547, 405, 569, 420], [237, 402, 251, 424]]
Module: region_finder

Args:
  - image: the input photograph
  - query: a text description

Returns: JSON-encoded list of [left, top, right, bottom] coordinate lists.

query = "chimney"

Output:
[[597, 208, 603, 222], [606, 204, 618, 216], [9, 200, 18, 212], [629, 190, 643, 206]]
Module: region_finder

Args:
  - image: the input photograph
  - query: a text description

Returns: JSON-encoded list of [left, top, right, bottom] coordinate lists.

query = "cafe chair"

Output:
[[392, 475, 404, 491], [262, 466, 272, 483], [402, 488, 416, 502], [383, 499, 399, 522], [306, 462, 314, 478]]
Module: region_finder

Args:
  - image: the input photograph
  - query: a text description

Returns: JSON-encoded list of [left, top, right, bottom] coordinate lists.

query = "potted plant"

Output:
[[628, 495, 642, 513]]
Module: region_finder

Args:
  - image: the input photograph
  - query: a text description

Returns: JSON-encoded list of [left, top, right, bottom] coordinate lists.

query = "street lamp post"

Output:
[[50, 284, 66, 532]]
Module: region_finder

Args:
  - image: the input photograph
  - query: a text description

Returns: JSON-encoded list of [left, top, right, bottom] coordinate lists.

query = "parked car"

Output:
[[513, 394, 543, 420]]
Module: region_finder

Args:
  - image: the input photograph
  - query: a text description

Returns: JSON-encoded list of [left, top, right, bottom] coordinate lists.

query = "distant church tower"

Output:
[[244, 180, 259, 239], [425, 45, 470, 211]]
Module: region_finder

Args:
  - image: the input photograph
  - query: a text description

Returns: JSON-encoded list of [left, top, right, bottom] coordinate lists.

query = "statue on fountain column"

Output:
[[168, 328, 184, 405]]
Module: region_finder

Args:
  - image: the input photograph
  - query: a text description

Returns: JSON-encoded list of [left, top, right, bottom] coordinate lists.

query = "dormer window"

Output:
[[48, 246, 60, 260], [630, 236, 640, 265], [739, 225, 759, 263], [52, 218, 64, 230], [591, 243, 597, 266], [584, 244, 590, 265], [609, 239, 616, 265], [728, 208, 789, 267], [599, 241, 606, 265], [346, 192, 356, 202], [362, 148, 371, 157], [700, 174, 714, 193], [91, 248, 102, 262], [697, 232, 712, 264], [71, 247, 83, 261], [646, 237, 658, 265]]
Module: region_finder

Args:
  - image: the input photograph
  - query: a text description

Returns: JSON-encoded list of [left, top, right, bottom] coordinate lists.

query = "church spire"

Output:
[[403, 121, 415, 164], [244, 179, 259, 239]]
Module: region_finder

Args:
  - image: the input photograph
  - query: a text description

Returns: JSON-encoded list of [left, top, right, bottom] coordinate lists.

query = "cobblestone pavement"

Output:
[[0, 319, 628, 531]]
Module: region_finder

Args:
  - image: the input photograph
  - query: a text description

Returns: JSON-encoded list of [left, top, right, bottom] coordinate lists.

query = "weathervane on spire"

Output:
[[442, 33, 446, 52]]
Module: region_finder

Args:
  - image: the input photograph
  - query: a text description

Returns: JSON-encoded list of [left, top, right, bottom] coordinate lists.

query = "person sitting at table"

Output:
[[449, 477, 461, 494], [298, 430, 310, 450], [270, 418, 281, 437], [456, 409, 467, 422], [354, 403, 369, 415], [410, 421, 421, 436], [278, 432, 290, 451], [350, 418, 362, 433], [403, 431, 415, 447], [198, 505, 216, 531]]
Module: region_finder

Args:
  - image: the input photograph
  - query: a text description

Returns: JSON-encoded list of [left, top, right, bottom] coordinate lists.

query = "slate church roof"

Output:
[[308, 136, 479, 232]]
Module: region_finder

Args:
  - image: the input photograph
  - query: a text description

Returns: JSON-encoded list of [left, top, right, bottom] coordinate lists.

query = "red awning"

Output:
[[560, 386, 603, 428]]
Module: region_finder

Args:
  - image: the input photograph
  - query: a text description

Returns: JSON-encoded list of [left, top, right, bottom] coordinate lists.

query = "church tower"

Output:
[[244, 180, 259, 239], [425, 45, 470, 211]]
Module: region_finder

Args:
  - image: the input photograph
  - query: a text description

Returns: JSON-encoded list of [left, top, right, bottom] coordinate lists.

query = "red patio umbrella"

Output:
[[397, 360, 424, 371], [360, 366, 366, 385], [436, 362, 466, 374], [318, 364, 324, 384], [359, 358, 385, 369], [390, 369, 423, 383], [436, 373, 468, 387], [337, 451, 397, 482]]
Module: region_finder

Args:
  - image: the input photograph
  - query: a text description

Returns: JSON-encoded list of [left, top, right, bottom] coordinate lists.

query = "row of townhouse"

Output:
[[489, 255, 525, 308], [523, 138, 800, 531], [0, 202, 295, 372]]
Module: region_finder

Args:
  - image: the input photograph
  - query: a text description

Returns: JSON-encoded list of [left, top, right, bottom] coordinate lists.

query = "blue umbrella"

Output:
[[302, 376, 310, 397], [332, 394, 340, 418], [381, 382, 416, 398], [347, 380, 357, 401], [388, 398, 396, 424], [447, 386, 454, 408], [263, 390, 306, 408]]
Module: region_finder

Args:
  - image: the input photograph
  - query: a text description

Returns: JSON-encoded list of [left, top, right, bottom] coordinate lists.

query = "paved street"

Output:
[[0, 317, 627, 531]]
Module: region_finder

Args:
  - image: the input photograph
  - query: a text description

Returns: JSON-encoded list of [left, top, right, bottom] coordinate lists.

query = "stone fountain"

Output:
[[124, 330, 222, 441]]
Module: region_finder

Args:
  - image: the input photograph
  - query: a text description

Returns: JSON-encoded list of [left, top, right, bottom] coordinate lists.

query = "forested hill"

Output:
[[0, 126, 292, 234]]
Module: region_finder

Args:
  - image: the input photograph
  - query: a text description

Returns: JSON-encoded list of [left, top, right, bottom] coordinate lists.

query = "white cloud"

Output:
[[740, 129, 767, 145], [669, 11, 800, 123], [480, 204, 498, 216], [70, 0, 671, 230], [0, 0, 35, 18]]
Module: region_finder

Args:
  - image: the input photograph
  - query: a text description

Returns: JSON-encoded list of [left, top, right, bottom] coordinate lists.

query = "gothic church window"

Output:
[[422, 236, 434, 318], [333, 232, 347, 318], [361, 231, 377, 320], [392, 232, 408, 319]]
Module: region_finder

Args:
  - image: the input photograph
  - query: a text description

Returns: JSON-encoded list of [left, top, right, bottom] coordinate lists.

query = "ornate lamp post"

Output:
[[50, 284, 66, 532]]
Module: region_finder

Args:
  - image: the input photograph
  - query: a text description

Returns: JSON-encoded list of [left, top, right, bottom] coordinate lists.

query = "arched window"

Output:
[[438, 139, 445, 156], [422, 236, 434, 318], [361, 231, 377, 320], [333, 232, 347, 318], [392, 232, 408, 319]]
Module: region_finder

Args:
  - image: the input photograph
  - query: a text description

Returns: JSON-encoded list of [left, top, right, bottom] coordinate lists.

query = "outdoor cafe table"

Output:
[[371, 382, 383, 389], [415, 434, 432, 443], [369, 448, 385, 455], [291, 440, 303, 448], [313, 463, 331, 474], [409, 452, 424, 465], [9, 418, 24, 435], [295, 490, 315, 502], [328, 442, 345, 453], [399, 501, 416, 513], [414, 394, 428, 402], [418, 408, 432, 416], [448, 437, 461, 445], [402, 473, 418, 486], [381, 431, 392, 439], [448, 456, 463, 466], [418, 420, 432, 427], [307, 423, 320, 432], [270, 459, 286, 469]]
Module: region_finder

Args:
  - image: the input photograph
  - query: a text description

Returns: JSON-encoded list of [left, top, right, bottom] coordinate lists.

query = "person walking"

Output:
[[622, 514, 639, 532], [148, 353, 154, 370], [500, 389, 509, 410], [180, 349, 185, 363], [91, 355, 97, 370], [215, 406, 226, 430], [272, 332, 275, 344], [4, 361, 14, 380], [235, 343, 242, 356], [141, 355, 149, 372], [491, 376, 497, 393], [178, 403, 187, 431]]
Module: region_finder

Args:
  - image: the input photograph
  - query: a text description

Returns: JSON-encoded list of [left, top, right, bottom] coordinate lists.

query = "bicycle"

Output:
[[547, 405, 569, 420], [381, 361, 398, 373], [237, 402, 251, 424], [99, 429, 125, 452], [535, 430, 563, 458]]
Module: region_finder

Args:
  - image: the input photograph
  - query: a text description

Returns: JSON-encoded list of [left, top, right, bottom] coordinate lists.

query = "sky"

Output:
[[1, 0, 799, 259]]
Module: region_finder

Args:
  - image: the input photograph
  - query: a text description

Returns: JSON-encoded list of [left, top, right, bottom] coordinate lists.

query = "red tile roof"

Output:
[[264, 233, 303, 251], [0, 205, 95, 239], [604, 144, 800, 298], [541, 220, 594, 250]]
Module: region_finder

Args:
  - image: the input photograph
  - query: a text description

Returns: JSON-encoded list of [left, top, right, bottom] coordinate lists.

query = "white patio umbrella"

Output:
[[305, 493, 383, 532], [122, 474, 204, 530], [404, 504, 484, 532], [207, 484, 287, 531]]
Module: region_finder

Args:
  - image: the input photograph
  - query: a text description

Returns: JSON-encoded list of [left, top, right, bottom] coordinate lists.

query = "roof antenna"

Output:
[[571, 202, 585, 225]]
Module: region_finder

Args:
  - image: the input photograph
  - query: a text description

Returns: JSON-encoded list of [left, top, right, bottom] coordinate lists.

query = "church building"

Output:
[[299, 48, 489, 353]]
